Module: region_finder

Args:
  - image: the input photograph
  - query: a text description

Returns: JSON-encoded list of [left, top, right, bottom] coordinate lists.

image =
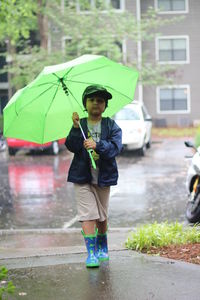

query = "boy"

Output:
[[65, 84, 122, 268]]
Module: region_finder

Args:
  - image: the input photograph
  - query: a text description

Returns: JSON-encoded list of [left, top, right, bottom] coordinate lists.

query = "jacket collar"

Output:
[[81, 117, 108, 140]]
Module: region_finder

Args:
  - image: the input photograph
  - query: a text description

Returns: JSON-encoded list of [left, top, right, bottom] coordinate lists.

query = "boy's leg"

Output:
[[91, 185, 110, 261], [82, 220, 96, 234], [96, 219, 107, 234], [96, 219, 109, 261], [74, 184, 100, 267], [81, 220, 100, 268]]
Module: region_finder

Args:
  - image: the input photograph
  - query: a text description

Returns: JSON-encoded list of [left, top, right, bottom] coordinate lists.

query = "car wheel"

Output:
[[8, 147, 17, 156], [138, 142, 146, 156], [146, 139, 151, 149], [51, 141, 59, 155]]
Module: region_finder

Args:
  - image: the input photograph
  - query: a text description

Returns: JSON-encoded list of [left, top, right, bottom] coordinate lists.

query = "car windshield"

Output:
[[114, 107, 140, 120]]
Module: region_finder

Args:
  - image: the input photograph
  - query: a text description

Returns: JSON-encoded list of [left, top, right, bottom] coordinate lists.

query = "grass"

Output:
[[152, 127, 198, 138], [125, 221, 200, 252], [195, 127, 200, 147]]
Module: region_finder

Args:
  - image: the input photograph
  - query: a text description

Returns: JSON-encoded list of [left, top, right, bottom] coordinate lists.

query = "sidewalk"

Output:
[[0, 228, 199, 300]]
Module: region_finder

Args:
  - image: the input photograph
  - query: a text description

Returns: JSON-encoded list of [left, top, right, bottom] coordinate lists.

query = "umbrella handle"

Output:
[[78, 122, 97, 170], [88, 149, 97, 170]]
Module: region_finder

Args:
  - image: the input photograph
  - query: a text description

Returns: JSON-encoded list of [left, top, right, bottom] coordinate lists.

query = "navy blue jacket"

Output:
[[65, 117, 122, 187]]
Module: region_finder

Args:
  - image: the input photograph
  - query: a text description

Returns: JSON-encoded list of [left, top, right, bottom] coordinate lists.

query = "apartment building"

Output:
[[141, 0, 200, 127], [1, 0, 199, 127]]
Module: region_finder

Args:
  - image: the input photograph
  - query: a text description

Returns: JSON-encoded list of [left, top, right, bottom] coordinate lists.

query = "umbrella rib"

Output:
[[29, 81, 59, 88], [64, 65, 108, 80], [42, 82, 61, 143], [101, 85, 134, 102], [52, 67, 73, 82], [66, 79, 98, 86], [67, 85, 85, 111], [15, 84, 58, 115], [62, 67, 74, 80], [64, 79, 134, 102]]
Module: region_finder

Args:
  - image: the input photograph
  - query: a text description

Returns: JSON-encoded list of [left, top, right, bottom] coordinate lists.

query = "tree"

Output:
[[0, 0, 37, 45], [1, 1, 183, 90], [0, 0, 38, 96]]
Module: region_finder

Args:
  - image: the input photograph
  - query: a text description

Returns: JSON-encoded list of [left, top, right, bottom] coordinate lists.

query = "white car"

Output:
[[114, 101, 152, 155]]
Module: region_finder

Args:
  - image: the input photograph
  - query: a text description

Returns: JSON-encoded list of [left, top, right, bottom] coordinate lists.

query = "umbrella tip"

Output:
[[60, 78, 69, 96]]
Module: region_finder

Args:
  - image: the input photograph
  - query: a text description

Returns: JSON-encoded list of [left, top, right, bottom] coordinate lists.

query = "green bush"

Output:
[[195, 126, 200, 147], [0, 266, 15, 300], [125, 221, 200, 252]]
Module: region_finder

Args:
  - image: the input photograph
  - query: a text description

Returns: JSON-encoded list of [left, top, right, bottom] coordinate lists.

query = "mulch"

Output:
[[146, 243, 200, 265]]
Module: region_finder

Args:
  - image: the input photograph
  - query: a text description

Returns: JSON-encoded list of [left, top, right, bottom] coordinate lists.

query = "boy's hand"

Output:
[[72, 112, 79, 128], [83, 139, 96, 150]]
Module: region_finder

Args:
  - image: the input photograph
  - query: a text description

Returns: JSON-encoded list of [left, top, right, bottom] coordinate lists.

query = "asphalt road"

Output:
[[0, 137, 191, 230]]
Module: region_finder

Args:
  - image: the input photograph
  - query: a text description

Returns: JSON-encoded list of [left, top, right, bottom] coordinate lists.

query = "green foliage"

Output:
[[3, 46, 63, 89], [195, 127, 200, 147], [0, 266, 15, 300], [2, 1, 183, 89], [0, 0, 37, 45], [125, 221, 200, 252]]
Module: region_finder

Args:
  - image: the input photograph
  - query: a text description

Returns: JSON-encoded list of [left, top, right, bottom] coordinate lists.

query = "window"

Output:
[[156, 0, 188, 13], [61, 36, 78, 58], [104, 39, 126, 64], [158, 86, 190, 113], [157, 37, 189, 63], [111, 0, 121, 9], [77, 0, 123, 11]]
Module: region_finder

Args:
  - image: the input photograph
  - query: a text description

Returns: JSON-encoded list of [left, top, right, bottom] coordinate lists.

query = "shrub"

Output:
[[125, 221, 200, 252], [0, 266, 15, 300]]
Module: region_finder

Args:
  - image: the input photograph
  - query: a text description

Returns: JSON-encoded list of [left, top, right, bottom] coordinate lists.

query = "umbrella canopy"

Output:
[[3, 55, 138, 144]]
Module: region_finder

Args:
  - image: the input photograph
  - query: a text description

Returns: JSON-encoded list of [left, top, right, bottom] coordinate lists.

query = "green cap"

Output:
[[82, 85, 112, 105]]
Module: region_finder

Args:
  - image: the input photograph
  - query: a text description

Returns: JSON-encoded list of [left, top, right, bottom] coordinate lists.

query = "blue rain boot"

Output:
[[82, 229, 100, 268], [96, 232, 109, 261]]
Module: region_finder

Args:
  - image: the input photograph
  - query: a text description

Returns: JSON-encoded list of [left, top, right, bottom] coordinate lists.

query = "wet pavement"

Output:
[[0, 138, 199, 300], [0, 138, 190, 230], [3, 251, 200, 300], [0, 226, 200, 300]]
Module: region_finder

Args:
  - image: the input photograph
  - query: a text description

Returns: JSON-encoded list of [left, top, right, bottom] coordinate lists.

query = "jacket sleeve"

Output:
[[95, 121, 122, 160], [65, 126, 84, 154]]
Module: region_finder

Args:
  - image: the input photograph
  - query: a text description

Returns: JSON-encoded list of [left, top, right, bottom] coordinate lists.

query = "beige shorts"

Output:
[[74, 183, 110, 222]]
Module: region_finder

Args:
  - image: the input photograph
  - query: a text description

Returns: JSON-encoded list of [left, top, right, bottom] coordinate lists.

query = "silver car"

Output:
[[114, 101, 152, 155]]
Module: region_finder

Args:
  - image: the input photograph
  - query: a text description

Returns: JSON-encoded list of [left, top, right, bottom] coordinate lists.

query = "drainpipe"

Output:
[[136, 0, 143, 103]]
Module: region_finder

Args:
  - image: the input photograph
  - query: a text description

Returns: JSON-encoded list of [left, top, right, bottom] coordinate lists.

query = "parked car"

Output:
[[6, 138, 66, 156], [114, 101, 152, 155]]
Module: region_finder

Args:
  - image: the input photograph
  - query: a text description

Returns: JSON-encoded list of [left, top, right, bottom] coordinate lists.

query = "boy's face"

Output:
[[86, 95, 106, 117]]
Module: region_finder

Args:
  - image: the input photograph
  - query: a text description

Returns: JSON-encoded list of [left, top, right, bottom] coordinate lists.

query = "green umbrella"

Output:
[[3, 55, 138, 144]]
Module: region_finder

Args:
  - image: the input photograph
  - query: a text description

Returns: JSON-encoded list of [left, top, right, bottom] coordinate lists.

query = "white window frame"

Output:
[[121, 39, 127, 64], [76, 0, 125, 13], [62, 36, 71, 54], [156, 85, 191, 114], [156, 35, 190, 64], [155, 0, 189, 14], [115, 38, 127, 63], [61, 35, 79, 57]]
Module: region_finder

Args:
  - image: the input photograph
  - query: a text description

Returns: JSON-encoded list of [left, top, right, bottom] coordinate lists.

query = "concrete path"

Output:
[[0, 228, 199, 300]]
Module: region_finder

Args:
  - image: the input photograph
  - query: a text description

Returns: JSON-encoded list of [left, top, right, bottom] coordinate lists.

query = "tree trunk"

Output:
[[6, 39, 16, 97], [37, 0, 48, 50]]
